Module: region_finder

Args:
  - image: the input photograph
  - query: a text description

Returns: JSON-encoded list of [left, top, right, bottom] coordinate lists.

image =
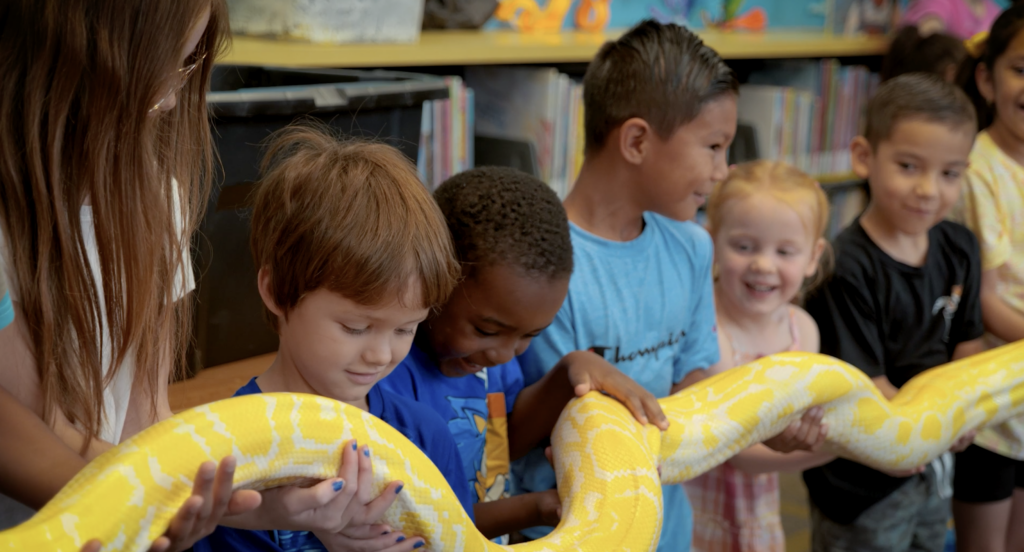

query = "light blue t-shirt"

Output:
[[515, 212, 720, 551]]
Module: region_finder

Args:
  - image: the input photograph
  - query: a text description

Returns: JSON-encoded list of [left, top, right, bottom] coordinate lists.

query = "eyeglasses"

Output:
[[149, 49, 207, 113]]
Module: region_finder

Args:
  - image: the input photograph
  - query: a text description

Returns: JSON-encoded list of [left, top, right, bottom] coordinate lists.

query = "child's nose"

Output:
[[362, 337, 392, 368], [486, 340, 518, 366], [914, 174, 939, 197], [751, 254, 774, 273]]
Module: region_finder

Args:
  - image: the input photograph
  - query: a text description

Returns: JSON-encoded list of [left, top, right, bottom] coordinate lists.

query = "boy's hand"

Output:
[[317, 524, 425, 552], [670, 368, 708, 394], [147, 456, 261, 552], [81, 541, 102, 552], [339, 443, 406, 528], [232, 440, 362, 533], [532, 489, 562, 527], [762, 407, 828, 453], [565, 351, 669, 430], [950, 429, 977, 453]]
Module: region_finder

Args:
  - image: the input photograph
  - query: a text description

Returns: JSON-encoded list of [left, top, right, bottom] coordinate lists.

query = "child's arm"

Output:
[[727, 444, 834, 474], [508, 350, 667, 461], [953, 337, 986, 360], [473, 490, 561, 539], [979, 268, 1024, 342]]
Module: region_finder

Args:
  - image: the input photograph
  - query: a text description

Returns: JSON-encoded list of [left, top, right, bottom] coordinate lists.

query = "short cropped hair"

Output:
[[433, 166, 572, 280], [250, 124, 460, 330], [583, 19, 738, 152], [864, 73, 976, 148]]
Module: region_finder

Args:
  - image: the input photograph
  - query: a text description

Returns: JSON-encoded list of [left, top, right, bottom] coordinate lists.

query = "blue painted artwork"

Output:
[[485, 0, 1015, 32]]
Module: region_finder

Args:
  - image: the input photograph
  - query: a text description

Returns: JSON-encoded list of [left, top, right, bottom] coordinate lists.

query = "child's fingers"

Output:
[[602, 383, 649, 425], [190, 461, 217, 521], [572, 371, 593, 397], [338, 523, 393, 539], [205, 456, 238, 525], [639, 392, 669, 430], [356, 444, 376, 503], [544, 446, 554, 467], [226, 489, 262, 516], [361, 480, 404, 524], [280, 476, 351, 516], [146, 536, 171, 552], [338, 440, 360, 491], [151, 495, 201, 552], [379, 535, 426, 552]]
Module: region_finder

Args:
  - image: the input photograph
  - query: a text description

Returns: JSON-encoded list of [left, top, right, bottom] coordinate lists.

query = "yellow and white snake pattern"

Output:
[[3, 341, 1024, 551]]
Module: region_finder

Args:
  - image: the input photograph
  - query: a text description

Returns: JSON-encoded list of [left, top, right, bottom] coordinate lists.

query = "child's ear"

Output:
[[976, 62, 996, 105], [850, 136, 873, 180], [257, 266, 285, 317], [618, 117, 652, 166], [806, 237, 827, 279]]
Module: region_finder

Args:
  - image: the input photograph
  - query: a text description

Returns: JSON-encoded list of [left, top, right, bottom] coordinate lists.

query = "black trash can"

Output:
[[190, 66, 450, 373]]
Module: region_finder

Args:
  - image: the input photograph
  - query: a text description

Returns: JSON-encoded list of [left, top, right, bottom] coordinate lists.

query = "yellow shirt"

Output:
[[952, 130, 1024, 459]]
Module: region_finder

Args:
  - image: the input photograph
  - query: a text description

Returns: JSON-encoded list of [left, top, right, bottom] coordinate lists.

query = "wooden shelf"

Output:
[[169, 354, 274, 413], [219, 29, 890, 68]]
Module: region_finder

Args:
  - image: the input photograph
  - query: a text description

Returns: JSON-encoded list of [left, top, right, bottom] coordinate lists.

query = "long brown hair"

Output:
[[0, 0, 229, 446]]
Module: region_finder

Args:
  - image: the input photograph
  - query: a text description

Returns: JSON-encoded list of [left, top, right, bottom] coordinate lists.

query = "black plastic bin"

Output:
[[191, 66, 449, 373]]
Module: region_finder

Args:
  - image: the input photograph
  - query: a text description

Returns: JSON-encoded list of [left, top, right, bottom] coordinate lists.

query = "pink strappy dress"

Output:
[[684, 308, 802, 552]]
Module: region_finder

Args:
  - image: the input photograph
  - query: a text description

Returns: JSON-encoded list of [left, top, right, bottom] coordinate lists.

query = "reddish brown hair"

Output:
[[250, 125, 460, 329], [0, 0, 229, 444]]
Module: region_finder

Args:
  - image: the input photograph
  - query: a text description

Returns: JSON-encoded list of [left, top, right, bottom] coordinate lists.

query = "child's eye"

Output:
[[342, 324, 368, 335], [395, 327, 416, 336], [1013, 66, 1024, 75], [474, 326, 499, 337], [943, 170, 961, 180], [898, 162, 916, 172], [778, 248, 796, 257]]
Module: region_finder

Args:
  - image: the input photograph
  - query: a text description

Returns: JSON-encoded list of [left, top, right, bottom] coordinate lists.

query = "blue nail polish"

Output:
[[352, 442, 357, 451], [413, 542, 425, 549], [396, 536, 406, 543], [364, 447, 370, 457], [332, 480, 344, 492], [395, 484, 404, 494]]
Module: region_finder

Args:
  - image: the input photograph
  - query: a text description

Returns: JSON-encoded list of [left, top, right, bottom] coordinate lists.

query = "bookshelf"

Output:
[[220, 29, 890, 68]]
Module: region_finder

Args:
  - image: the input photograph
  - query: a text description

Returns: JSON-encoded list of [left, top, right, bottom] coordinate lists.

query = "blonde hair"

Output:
[[250, 124, 460, 330], [706, 160, 833, 292]]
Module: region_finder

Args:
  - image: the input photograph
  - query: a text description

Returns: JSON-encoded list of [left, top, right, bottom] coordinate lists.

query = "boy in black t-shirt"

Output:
[[804, 73, 986, 551]]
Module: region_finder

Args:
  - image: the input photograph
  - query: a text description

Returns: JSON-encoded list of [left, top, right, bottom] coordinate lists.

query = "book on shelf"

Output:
[[417, 76, 474, 190], [465, 66, 584, 198], [741, 59, 880, 178]]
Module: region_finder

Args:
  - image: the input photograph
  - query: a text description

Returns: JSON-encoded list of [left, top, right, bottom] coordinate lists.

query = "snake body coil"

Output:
[[4, 342, 1024, 551]]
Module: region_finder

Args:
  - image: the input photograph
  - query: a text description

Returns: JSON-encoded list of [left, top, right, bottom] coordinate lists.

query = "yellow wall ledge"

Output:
[[220, 29, 889, 68]]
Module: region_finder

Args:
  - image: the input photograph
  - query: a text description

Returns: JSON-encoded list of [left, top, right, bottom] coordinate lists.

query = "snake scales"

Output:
[[3, 341, 1024, 551]]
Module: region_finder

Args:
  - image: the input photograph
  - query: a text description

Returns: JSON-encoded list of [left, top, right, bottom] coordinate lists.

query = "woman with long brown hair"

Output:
[[0, 1, 257, 549], [0, 1, 384, 548], [0, 1, 260, 548]]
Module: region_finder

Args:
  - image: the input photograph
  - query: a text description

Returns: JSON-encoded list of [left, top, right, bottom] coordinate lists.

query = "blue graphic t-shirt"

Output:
[[194, 378, 474, 552], [379, 344, 525, 513], [515, 213, 720, 551]]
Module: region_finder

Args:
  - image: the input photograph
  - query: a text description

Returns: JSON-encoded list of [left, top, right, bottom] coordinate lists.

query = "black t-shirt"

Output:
[[802, 218, 984, 524]]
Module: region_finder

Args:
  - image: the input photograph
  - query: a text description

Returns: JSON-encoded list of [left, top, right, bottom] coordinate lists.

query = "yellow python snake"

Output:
[[3, 341, 1024, 551]]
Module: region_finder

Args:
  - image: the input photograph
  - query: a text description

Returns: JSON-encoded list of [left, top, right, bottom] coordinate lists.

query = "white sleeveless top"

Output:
[[0, 191, 194, 527], [2, 184, 194, 444]]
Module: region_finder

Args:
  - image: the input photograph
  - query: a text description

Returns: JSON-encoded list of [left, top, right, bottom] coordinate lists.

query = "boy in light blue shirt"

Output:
[[514, 20, 820, 550]]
